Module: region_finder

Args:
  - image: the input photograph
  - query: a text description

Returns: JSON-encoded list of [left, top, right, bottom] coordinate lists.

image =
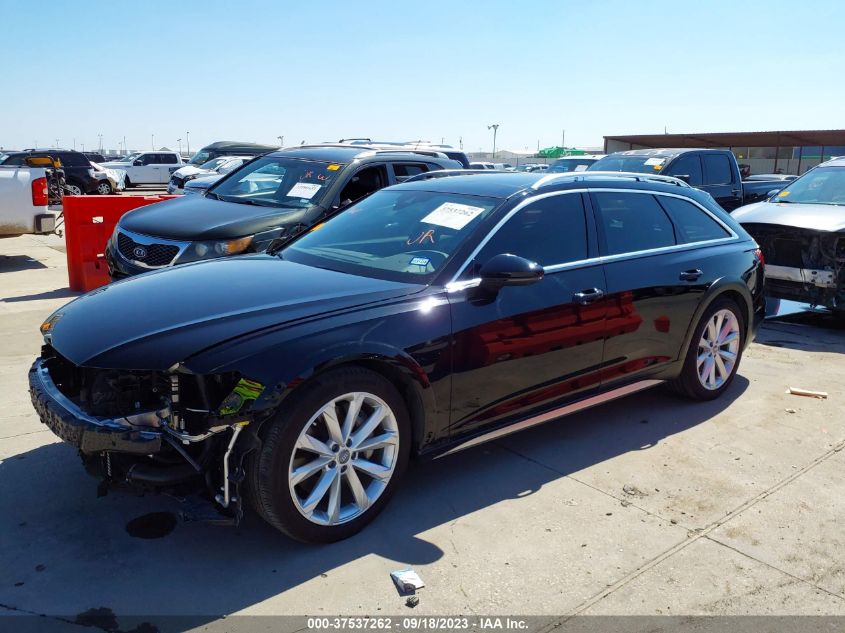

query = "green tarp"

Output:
[[536, 146, 587, 158]]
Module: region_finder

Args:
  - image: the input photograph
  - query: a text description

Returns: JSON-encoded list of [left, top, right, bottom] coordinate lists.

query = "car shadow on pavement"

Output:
[[758, 316, 845, 353], [0, 377, 747, 623], [0, 254, 47, 273], [1, 288, 81, 303]]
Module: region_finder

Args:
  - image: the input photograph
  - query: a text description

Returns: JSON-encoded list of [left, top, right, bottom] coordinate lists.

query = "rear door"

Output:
[[701, 153, 742, 211], [157, 153, 180, 183], [591, 189, 735, 388], [447, 191, 608, 438]]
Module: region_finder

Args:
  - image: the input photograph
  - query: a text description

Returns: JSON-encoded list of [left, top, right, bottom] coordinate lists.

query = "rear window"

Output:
[[592, 192, 676, 255], [656, 195, 730, 244]]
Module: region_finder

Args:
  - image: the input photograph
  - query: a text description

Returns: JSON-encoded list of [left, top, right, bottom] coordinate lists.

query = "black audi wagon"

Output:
[[30, 171, 764, 542]]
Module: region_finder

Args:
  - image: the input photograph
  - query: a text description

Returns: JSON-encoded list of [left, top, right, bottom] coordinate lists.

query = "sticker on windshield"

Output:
[[574, 164, 589, 172], [644, 157, 666, 166], [409, 256, 430, 267], [287, 182, 322, 199], [327, 164, 341, 171], [778, 190, 790, 197], [421, 202, 486, 230]]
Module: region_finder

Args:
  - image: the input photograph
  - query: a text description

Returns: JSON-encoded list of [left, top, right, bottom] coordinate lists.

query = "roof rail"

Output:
[[531, 171, 692, 190], [403, 169, 499, 183]]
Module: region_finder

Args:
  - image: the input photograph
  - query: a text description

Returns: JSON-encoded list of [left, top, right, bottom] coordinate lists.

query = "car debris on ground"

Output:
[[787, 387, 829, 399]]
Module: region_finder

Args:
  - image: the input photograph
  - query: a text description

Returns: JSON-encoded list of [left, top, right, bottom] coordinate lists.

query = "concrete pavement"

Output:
[[1, 233, 844, 628]]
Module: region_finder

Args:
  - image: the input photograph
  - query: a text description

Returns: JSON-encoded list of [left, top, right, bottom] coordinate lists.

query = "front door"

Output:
[[447, 191, 608, 439], [701, 153, 743, 211]]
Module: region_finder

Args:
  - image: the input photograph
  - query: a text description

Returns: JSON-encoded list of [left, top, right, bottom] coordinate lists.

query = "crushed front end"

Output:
[[742, 223, 845, 311], [28, 345, 266, 521]]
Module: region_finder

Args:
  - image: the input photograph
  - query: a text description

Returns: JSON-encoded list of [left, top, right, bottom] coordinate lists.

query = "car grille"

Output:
[[170, 176, 184, 189], [116, 232, 180, 267]]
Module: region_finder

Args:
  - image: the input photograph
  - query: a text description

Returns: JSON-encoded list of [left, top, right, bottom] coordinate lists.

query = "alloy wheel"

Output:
[[697, 308, 740, 390], [64, 184, 82, 195], [97, 182, 112, 195], [288, 392, 399, 526]]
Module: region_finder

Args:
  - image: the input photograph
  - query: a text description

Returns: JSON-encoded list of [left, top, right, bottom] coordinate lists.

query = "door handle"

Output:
[[679, 269, 703, 281], [573, 288, 605, 305], [731, 189, 741, 195]]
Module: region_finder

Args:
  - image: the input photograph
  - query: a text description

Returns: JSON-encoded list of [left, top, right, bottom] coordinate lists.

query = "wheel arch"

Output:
[[678, 278, 754, 362]]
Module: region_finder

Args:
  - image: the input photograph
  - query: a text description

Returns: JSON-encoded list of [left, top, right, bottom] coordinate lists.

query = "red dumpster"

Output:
[[63, 195, 178, 292]]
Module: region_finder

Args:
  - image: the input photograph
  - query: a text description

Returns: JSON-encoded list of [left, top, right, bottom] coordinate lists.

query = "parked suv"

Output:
[[167, 156, 251, 194], [31, 171, 764, 542], [0, 149, 105, 195], [185, 141, 279, 167], [105, 145, 461, 278], [101, 151, 184, 186]]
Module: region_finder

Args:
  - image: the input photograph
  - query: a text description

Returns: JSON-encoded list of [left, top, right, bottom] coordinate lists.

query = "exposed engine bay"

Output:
[[37, 345, 267, 522], [743, 223, 845, 311]]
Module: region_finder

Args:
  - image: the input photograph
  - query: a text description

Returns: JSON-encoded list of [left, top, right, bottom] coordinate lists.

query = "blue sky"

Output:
[[1, 0, 844, 154]]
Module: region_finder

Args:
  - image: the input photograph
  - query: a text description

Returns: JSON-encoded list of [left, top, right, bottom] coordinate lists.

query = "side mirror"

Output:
[[133, 160, 143, 166], [479, 254, 544, 291], [767, 188, 782, 198]]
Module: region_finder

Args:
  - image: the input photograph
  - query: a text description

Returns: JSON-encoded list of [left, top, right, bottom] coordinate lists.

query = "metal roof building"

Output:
[[603, 129, 845, 175]]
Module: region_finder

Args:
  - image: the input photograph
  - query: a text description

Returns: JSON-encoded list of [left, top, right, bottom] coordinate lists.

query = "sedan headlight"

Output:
[[176, 235, 254, 263], [183, 173, 200, 183]]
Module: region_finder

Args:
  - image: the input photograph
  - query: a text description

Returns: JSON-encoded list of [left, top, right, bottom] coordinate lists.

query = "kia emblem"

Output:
[[133, 246, 148, 259]]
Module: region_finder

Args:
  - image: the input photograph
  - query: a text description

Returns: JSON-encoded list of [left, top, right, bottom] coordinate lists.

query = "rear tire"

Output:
[[670, 297, 745, 401], [247, 367, 410, 543], [64, 182, 83, 196]]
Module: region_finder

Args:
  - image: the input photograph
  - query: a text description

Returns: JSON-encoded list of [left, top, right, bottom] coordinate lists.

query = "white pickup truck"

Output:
[[0, 160, 60, 237], [101, 151, 184, 186]]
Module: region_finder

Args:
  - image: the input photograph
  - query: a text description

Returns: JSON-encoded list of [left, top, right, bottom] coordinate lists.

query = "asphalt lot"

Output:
[[2, 233, 845, 628]]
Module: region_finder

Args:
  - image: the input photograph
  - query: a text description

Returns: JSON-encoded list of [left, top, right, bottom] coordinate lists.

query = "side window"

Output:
[[667, 154, 703, 186], [338, 165, 388, 205], [57, 153, 88, 167], [593, 192, 675, 255], [656, 195, 730, 244], [139, 154, 155, 165], [476, 194, 589, 267], [702, 154, 733, 185], [393, 163, 429, 182], [159, 153, 178, 164]]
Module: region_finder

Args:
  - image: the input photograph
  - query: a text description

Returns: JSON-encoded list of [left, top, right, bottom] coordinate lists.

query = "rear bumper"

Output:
[[28, 357, 163, 455]]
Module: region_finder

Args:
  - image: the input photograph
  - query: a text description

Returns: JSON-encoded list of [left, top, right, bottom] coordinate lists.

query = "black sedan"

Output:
[[29, 171, 765, 542]]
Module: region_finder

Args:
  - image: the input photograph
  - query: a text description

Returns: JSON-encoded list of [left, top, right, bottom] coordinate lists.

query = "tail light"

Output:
[[754, 247, 765, 267], [31, 177, 49, 206]]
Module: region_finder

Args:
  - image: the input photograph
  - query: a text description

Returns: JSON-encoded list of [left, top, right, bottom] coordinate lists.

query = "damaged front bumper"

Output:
[[29, 357, 164, 455]]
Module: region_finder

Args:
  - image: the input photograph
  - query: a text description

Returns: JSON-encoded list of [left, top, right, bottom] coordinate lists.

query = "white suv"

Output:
[[102, 151, 184, 186]]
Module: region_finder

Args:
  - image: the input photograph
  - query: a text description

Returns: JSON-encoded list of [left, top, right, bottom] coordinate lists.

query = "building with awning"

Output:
[[603, 129, 845, 175]]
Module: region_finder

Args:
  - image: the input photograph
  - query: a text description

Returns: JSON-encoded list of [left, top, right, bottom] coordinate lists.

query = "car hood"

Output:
[[46, 256, 423, 370], [733, 201, 845, 232], [119, 194, 320, 240], [184, 175, 221, 191], [172, 165, 208, 179]]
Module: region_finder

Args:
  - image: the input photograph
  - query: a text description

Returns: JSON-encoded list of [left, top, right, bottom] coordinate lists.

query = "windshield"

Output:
[[199, 157, 228, 170], [772, 167, 845, 205], [589, 154, 671, 174], [547, 158, 598, 173], [188, 150, 212, 165], [122, 153, 142, 163], [282, 189, 501, 282], [208, 156, 344, 208]]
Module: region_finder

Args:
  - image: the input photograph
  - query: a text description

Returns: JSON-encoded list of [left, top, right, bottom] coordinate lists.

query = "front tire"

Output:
[[671, 297, 744, 401], [96, 181, 113, 195], [248, 367, 410, 543]]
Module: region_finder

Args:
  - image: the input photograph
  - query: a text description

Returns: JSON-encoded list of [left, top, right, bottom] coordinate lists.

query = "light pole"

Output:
[[487, 124, 499, 158], [177, 138, 182, 155], [151, 134, 155, 150], [186, 131, 190, 156], [81, 143, 85, 152], [55, 138, 59, 148], [277, 135, 284, 147], [73, 138, 76, 151], [98, 133, 103, 151]]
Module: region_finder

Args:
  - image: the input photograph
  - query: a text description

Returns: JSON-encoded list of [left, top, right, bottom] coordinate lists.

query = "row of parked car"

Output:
[[25, 135, 845, 544]]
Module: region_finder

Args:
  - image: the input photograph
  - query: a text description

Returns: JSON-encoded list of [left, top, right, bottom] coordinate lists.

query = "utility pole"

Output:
[[277, 135, 284, 147], [459, 136, 463, 150], [98, 133, 103, 151], [177, 138, 182, 155], [151, 134, 155, 150], [186, 131, 190, 155], [488, 124, 500, 158], [123, 135, 126, 154], [561, 129, 565, 149], [73, 138, 76, 150]]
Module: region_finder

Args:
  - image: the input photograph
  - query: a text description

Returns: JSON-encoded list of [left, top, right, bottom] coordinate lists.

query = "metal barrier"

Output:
[[63, 195, 178, 292]]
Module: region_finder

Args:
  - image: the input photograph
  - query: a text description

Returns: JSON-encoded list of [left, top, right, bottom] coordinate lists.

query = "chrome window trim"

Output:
[[116, 228, 191, 269], [448, 187, 740, 285]]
